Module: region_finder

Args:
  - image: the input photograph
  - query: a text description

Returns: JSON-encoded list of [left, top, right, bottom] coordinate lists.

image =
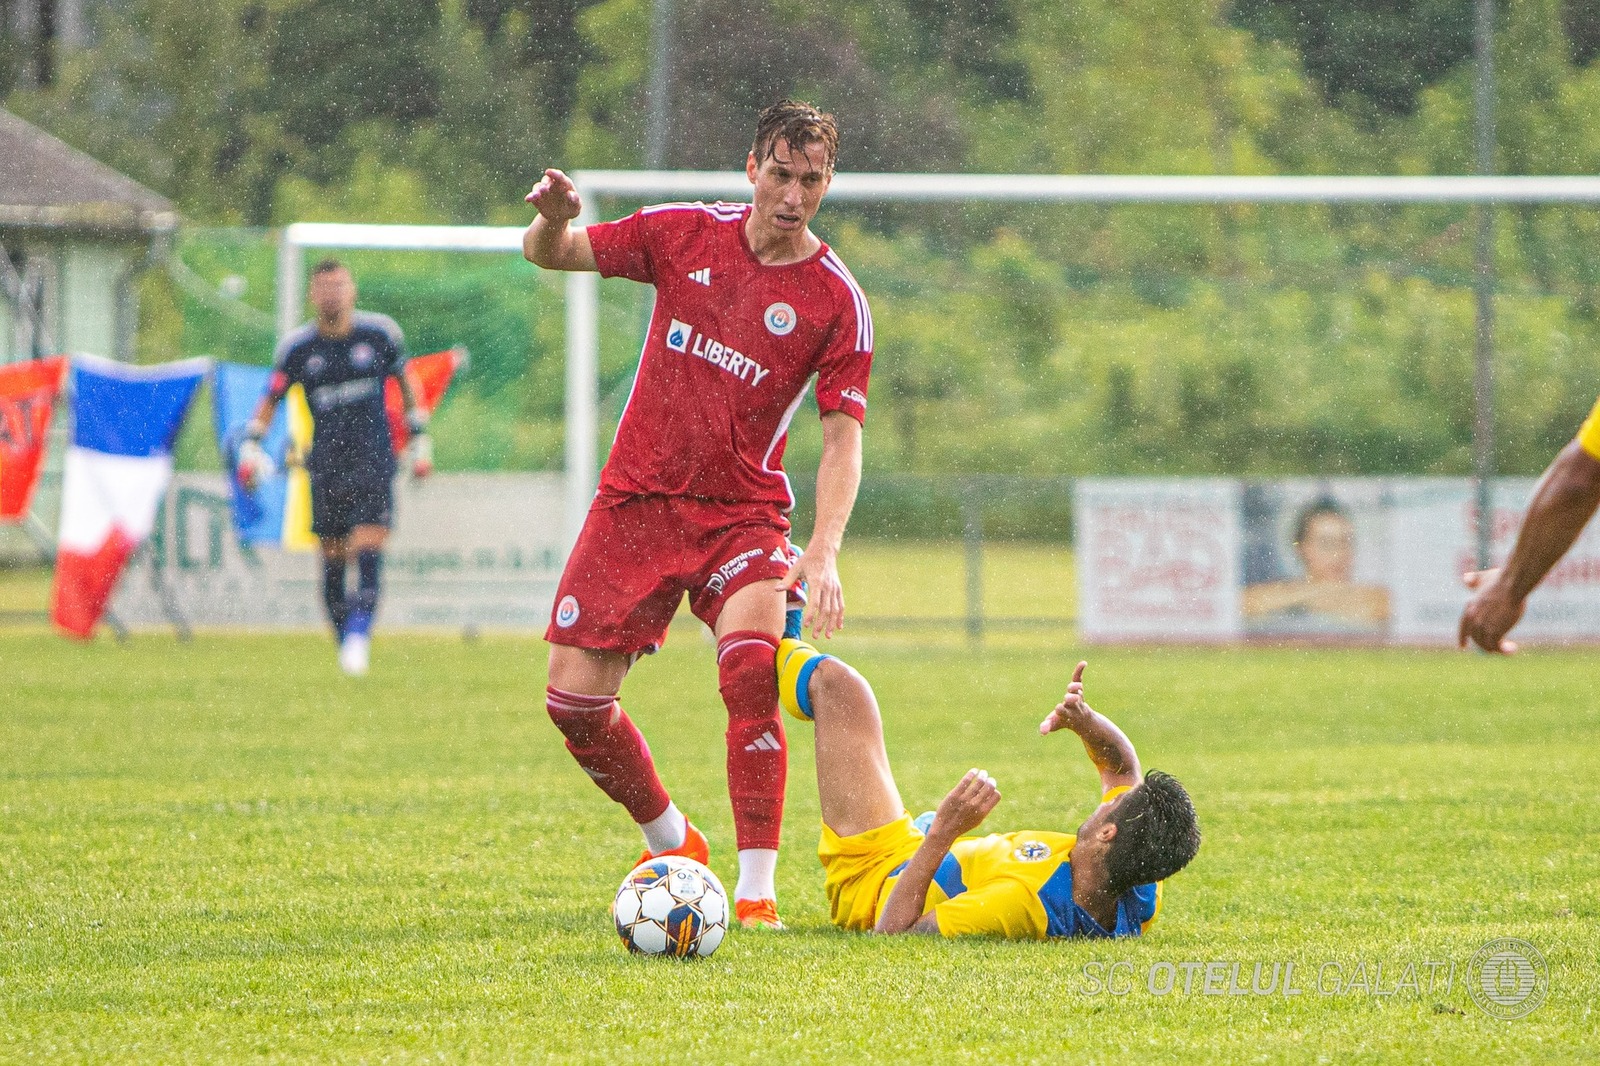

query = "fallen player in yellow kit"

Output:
[[778, 645, 1200, 937]]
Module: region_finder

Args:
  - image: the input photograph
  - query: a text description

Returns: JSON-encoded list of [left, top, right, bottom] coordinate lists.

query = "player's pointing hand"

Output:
[[526, 168, 582, 222], [1040, 660, 1091, 735]]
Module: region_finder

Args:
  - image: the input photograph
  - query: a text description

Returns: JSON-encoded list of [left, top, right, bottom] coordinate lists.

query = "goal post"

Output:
[[276, 173, 1600, 547]]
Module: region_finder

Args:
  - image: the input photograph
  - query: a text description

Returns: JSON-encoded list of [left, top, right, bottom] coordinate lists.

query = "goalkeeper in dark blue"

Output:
[[238, 259, 433, 675]]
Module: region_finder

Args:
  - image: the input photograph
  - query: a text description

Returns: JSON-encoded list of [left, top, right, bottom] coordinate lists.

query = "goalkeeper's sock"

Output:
[[320, 556, 349, 640], [545, 686, 673, 825], [718, 631, 785, 853], [345, 549, 382, 637]]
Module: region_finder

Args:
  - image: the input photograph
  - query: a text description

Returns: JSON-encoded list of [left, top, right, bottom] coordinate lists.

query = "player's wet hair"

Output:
[[311, 258, 348, 278], [752, 100, 840, 173], [1103, 770, 1200, 895]]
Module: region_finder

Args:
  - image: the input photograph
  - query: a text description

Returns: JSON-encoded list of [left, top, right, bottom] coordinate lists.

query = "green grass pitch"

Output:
[[2, 622, 1597, 1062]]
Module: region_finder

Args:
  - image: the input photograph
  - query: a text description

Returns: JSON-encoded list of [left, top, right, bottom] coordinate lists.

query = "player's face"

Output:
[[309, 268, 356, 321], [1298, 512, 1355, 583], [746, 138, 832, 234]]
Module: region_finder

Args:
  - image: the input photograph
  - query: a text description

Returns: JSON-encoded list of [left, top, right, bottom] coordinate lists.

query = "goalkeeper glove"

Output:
[[236, 437, 275, 492], [409, 432, 434, 479]]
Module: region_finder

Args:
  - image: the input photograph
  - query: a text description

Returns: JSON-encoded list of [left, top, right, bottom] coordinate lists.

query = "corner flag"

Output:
[[0, 355, 68, 522]]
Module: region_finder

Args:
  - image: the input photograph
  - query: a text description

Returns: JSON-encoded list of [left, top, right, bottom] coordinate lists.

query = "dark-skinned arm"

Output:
[[1459, 441, 1600, 653], [1039, 661, 1141, 794], [874, 769, 1000, 935]]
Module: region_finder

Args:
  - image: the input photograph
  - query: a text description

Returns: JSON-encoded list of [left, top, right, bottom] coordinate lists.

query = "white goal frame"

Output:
[[277, 172, 1600, 546]]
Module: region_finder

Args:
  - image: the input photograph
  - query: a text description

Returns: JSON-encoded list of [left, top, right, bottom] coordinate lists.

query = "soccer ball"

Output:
[[612, 855, 728, 958]]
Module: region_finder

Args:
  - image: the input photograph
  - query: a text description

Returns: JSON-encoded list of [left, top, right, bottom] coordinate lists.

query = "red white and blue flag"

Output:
[[52, 355, 208, 638]]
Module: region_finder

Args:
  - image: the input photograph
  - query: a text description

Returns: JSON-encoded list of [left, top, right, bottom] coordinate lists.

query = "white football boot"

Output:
[[339, 633, 370, 677]]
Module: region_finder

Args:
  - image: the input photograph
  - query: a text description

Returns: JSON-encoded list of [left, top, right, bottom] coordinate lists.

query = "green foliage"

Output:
[[10, 1, 1600, 486], [1230, 0, 1476, 117]]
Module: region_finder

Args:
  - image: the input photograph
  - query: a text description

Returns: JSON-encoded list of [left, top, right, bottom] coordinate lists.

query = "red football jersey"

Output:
[[586, 201, 873, 510]]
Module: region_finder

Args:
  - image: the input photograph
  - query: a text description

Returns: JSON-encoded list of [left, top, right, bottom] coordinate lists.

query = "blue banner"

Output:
[[212, 361, 292, 545]]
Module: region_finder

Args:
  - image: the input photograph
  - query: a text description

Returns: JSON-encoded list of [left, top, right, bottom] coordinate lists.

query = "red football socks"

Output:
[[545, 685, 671, 825], [717, 631, 786, 852]]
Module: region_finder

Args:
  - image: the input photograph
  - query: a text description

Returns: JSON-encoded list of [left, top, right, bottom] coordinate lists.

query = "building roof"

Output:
[[0, 108, 177, 236]]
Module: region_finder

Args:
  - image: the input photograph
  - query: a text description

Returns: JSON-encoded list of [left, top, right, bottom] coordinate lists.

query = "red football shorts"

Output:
[[546, 494, 795, 655]]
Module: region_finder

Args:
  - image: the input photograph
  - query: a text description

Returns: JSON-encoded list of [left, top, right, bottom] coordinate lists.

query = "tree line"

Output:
[[7, 0, 1600, 482]]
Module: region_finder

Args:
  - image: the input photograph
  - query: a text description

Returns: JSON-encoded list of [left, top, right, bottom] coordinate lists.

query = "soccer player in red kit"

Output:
[[523, 101, 872, 928]]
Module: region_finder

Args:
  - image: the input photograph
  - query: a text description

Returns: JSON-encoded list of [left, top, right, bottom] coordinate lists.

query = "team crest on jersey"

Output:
[[555, 595, 581, 628], [305, 354, 325, 376], [666, 319, 692, 353], [763, 302, 797, 336], [1013, 841, 1052, 863], [350, 341, 376, 368]]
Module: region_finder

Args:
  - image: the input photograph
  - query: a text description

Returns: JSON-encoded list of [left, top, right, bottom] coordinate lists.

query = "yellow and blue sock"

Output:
[[777, 633, 832, 722]]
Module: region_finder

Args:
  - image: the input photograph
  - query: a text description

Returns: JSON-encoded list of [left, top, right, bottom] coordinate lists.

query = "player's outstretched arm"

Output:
[[523, 169, 597, 272], [1459, 440, 1600, 654], [783, 411, 862, 639], [1039, 661, 1141, 794], [874, 769, 1001, 936], [394, 368, 433, 479]]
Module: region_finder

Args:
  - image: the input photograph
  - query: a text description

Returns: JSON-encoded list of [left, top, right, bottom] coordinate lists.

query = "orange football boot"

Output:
[[634, 820, 710, 868], [735, 898, 785, 930]]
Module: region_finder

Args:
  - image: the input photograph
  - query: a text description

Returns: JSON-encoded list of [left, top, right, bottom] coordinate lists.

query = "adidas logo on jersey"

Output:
[[688, 267, 712, 286], [744, 730, 782, 752]]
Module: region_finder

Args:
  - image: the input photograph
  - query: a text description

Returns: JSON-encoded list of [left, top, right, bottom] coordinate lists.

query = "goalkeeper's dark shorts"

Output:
[[310, 466, 394, 537]]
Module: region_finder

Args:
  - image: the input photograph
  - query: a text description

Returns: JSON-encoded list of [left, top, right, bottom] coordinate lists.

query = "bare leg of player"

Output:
[[713, 582, 788, 926], [544, 645, 702, 865], [806, 659, 905, 838]]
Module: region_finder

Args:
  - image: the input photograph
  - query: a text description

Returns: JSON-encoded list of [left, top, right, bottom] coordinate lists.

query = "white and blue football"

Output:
[[613, 855, 728, 958]]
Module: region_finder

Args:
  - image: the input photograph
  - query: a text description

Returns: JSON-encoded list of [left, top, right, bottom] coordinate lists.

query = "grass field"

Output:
[[2, 551, 1597, 1062]]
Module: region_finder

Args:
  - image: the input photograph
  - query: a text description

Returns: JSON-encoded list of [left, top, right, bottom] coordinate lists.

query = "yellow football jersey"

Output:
[[879, 787, 1163, 939], [1578, 395, 1600, 461]]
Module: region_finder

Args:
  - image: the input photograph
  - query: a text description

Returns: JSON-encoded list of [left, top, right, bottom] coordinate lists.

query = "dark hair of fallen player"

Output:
[[1103, 770, 1201, 896]]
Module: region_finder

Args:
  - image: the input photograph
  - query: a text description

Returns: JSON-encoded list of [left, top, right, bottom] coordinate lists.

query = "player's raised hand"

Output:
[[525, 168, 582, 221], [783, 548, 844, 640], [1458, 568, 1521, 654], [1040, 660, 1092, 735], [929, 769, 1002, 840]]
